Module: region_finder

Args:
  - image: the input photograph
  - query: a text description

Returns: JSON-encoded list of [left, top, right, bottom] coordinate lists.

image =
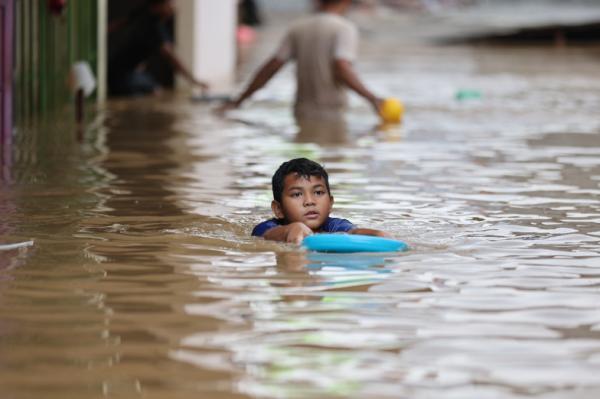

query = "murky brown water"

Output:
[[3, 10, 600, 399]]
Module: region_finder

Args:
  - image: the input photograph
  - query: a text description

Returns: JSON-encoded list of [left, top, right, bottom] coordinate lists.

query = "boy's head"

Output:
[[271, 158, 334, 231]]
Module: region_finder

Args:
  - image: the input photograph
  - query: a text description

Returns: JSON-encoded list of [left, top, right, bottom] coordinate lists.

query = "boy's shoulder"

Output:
[[252, 218, 282, 237], [321, 217, 355, 233], [251, 217, 355, 237]]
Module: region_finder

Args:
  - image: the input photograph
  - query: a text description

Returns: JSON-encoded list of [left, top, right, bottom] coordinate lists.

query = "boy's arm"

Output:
[[349, 228, 391, 238], [263, 222, 313, 244]]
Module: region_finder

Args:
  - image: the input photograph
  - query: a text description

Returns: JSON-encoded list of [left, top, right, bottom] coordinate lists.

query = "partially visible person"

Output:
[[239, 0, 262, 26], [223, 0, 382, 127], [108, 0, 208, 96], [252, 158, 390, 244]]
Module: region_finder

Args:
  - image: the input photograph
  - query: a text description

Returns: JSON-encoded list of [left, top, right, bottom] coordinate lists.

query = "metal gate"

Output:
[[14, 1, 98, 123]]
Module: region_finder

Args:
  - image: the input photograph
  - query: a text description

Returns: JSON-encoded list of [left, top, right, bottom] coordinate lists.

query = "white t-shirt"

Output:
[[274, 13, 358, 119]]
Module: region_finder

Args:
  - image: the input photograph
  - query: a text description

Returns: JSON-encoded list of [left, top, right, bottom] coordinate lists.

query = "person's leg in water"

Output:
[[294, 107, 348, 145], [109, 68, 159, 97]]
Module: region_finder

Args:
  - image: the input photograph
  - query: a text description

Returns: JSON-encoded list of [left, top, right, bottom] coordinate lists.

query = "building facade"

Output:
[[1, 0, 103, 163]]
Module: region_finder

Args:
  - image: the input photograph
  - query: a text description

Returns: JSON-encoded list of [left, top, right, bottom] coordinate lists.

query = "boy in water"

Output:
[[252, 158, 389, 243]]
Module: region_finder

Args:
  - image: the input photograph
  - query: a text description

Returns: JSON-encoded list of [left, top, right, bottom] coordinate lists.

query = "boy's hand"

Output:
[[285, 222, 313, 244], [262, 222, 313, 243]]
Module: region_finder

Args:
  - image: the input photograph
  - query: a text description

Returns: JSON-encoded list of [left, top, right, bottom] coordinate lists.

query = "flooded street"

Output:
[[2, 7, 600, 399]]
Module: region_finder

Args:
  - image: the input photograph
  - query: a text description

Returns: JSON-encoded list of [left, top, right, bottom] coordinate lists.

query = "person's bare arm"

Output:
[[349, 228, 391, 238], [160, 43, 209, 90], [263, 222, 313, 244], [334, 59, 382, 114], [231, 57, 286, 107]]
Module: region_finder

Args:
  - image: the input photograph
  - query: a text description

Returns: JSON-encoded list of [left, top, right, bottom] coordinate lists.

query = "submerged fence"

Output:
[[1, 0, 15, 162]]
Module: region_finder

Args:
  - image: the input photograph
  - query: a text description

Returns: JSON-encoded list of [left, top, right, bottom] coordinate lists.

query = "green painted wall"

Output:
[[15, 0, 98, 123]]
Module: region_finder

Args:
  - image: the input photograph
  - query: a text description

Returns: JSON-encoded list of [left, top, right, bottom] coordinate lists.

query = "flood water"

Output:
[[3, 10, 600, 399]]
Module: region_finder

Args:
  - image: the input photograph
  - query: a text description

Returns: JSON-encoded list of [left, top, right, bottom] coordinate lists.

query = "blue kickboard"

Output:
[[303, 233, 408, 253]]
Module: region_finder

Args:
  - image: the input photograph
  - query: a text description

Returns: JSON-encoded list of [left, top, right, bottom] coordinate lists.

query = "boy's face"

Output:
[[272, 173, 333, 231]]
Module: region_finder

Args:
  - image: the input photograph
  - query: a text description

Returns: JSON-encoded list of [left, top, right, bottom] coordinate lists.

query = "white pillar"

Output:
[[175, 0, 237, 95], [97, 0, 108, 103]]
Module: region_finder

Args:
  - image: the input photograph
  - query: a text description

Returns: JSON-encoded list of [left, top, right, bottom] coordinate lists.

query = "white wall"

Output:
[[176, 0, 237, 95], [97, 0, 107, 103], [259, 0, 310, 12]]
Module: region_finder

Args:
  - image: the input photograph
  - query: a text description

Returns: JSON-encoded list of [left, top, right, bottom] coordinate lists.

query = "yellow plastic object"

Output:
[[379, 97, 404, 124]]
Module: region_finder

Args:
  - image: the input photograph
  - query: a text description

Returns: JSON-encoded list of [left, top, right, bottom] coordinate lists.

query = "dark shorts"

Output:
[[108, 70, 158, 97]]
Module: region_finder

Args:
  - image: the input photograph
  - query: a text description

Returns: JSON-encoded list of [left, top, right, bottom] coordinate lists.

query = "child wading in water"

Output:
[[252, 158, 389, 243]]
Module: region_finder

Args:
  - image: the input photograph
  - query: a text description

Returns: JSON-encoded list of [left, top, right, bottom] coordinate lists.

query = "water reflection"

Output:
[[175, 248, 405, 398], [273, 250, 393, 293]]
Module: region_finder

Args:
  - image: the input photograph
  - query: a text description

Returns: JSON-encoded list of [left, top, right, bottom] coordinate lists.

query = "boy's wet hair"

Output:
[[272, 158, 331, 203]]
